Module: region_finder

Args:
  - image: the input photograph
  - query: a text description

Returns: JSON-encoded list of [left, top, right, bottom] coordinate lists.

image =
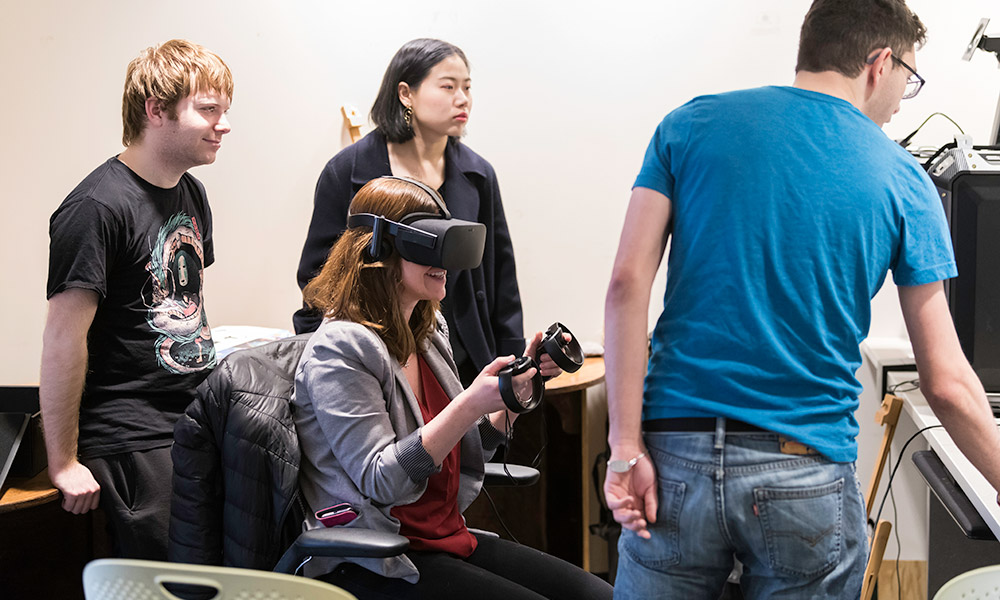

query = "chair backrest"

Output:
[[83, 559, 357, 600], [932, 564, 1000, 600], [169, 334, 313, 569]]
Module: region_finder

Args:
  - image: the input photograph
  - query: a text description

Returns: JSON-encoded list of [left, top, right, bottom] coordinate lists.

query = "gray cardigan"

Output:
[[292, 318, 507, 582]]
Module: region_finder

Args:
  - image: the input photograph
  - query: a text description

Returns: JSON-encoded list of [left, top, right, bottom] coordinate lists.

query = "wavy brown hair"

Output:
[[303, 178, 442, 362]]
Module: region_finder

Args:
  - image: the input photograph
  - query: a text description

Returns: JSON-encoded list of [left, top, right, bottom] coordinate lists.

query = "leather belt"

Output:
[[643, 417, 769, 433]]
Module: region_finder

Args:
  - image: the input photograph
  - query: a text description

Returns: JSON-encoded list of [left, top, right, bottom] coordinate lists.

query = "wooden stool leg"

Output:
[[861, 520, 892, 600], [861, 394, 903, 599], [865, 395, 903, 516]]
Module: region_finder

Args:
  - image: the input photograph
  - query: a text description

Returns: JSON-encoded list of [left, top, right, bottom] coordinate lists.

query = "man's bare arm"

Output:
[[604, 187, 672, 537], [899, 281, 1000, 494], [39, 288, 101, 514]]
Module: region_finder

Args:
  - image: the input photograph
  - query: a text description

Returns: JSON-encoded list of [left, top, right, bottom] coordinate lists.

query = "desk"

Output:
[[889, 372, 1000, 595], [891, 374, 1000, 538], [463, 357, 607, 572], [0, 469, 108, 599], [1, 468, 59, 513]]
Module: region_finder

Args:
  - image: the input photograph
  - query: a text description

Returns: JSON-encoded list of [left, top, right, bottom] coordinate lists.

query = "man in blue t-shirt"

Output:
[[604, 0, 1000, 597]]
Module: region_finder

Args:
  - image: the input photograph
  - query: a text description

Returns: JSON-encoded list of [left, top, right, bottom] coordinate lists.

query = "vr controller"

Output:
[[498, 322, 585, 413]]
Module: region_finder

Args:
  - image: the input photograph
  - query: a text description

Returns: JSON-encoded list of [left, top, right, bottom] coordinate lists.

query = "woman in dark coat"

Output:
[[294, 38, 523, 385]]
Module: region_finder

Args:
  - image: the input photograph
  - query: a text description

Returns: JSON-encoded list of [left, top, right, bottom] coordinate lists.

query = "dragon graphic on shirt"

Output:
[[143, 212, 216, 374]]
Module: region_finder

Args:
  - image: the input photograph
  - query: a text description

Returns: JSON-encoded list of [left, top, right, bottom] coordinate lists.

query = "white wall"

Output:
[[2, 3, 999, 559], [4, 1, 998, 385]]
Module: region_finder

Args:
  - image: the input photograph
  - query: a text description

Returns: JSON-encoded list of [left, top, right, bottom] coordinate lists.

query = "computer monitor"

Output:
[[929, 145, 1000, 391]]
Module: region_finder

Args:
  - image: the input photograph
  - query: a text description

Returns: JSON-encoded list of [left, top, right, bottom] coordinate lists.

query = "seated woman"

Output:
[[293, 176, 612, 600]]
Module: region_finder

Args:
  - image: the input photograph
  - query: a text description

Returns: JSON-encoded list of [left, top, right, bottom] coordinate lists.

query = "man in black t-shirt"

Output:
[[41, 39, 233, 559]]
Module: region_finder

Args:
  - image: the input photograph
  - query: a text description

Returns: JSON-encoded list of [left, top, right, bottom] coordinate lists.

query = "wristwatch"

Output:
[[607, 452, 646, 474]]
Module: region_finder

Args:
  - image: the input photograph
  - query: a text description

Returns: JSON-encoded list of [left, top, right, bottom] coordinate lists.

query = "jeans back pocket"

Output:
[[618, 478, 686, 569], [753, 478, 844, 578]]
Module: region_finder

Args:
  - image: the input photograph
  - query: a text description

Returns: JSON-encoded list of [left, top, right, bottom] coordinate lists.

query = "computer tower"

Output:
[[927, 143, 1000, 392]]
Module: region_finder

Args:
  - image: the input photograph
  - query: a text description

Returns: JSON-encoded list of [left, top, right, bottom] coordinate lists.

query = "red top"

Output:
[[389, 356, 478, 557]]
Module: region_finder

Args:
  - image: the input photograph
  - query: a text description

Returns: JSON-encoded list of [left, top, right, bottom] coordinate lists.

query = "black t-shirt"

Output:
[[47, 157, 216, 458]]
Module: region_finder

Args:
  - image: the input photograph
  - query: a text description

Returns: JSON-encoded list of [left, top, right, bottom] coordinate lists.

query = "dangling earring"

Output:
[[403, 105, 413, 129]]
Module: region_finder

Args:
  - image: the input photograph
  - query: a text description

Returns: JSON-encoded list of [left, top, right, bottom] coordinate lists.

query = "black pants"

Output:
[[81, 445, 173, 560], [321, 532, 613, 600]]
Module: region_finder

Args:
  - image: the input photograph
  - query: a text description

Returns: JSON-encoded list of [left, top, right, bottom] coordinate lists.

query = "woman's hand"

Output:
[[466, 355, 520, 415], [525, 330, 574, 379], [476, 353, 539, 429]]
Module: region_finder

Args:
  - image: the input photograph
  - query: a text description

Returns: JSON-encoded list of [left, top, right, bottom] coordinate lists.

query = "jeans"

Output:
[[614, 419, 868, 599]]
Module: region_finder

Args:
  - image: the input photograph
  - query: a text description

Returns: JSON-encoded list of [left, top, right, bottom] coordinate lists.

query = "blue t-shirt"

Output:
[[635, 86, 956, 462]]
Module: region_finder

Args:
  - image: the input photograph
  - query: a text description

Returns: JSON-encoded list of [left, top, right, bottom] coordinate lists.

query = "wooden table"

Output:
[[0, 468, 59, 513], [1, 469, 107, 599]]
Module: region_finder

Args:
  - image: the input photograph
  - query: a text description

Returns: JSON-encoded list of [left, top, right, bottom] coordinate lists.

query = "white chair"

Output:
[[933, 564, 1000, 600], [82, 558, 357, 600]]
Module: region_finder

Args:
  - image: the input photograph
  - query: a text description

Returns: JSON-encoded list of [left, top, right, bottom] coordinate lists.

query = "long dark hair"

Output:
[[370, 38, 469, 144]]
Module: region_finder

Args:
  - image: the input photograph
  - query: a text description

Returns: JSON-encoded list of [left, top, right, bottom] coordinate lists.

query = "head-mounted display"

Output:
[[347, 176, 486, 271]]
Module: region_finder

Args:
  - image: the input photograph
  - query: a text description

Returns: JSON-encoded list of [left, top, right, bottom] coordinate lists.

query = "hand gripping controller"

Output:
[[497, 322, 584, 413]]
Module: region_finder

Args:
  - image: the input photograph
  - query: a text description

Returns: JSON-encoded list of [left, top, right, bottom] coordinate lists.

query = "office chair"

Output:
[[83, 558, 357, 600], [169, 334, 538, 574], [931, 564, 1000, 600]]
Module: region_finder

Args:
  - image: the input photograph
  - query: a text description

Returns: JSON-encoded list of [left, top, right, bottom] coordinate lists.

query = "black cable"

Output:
[[487, 408, 524, 542], [921, 141, 957, 169], [491, 397, 549, 537], [500, 410, 521, 485], [921, 140, 1000, 171], [888, 450, 902, 600], [887, 379, 919, 394], [499, 410, 537, 485], [481, 487, 520, 545], [874, 424, 943, 524], [504, 409, 513, 446], [897, 112, 965, 149], [528, 409, 548, 470]]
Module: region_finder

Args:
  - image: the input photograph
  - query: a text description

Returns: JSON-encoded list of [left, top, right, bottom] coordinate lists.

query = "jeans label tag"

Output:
[[779, 437, 818, 455]]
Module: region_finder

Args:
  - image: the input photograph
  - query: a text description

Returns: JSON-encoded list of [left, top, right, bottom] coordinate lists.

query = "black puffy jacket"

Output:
[[168, 334, 311, 570]]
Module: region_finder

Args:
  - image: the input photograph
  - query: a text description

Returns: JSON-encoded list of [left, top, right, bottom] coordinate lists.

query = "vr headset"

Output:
[[346, 176, 486, 271]]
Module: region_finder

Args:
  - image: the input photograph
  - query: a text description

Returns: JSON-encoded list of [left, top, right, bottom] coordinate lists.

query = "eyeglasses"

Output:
[[890, 55, 925, 99], [866, 52, 925, 99]]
